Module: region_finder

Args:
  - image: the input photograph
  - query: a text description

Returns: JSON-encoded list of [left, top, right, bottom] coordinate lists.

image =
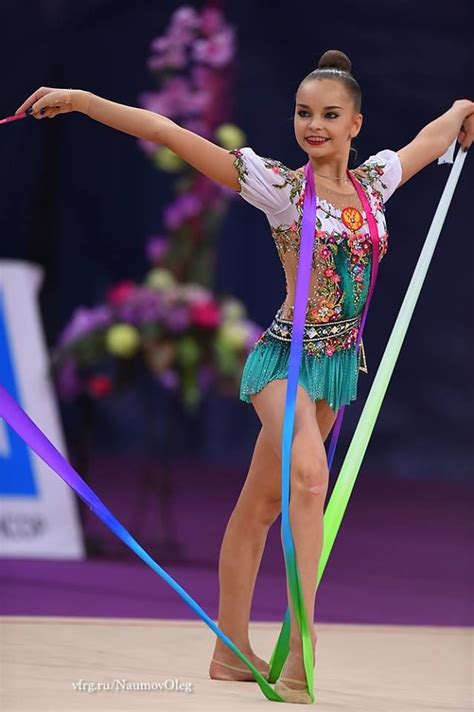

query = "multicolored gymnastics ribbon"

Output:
[[267, 158, 381, 693], [0, 384, 284, 703], [0, 137, 466, 704], [324, 139, 458, 469], [272, 159, 319, 701], [268, 143, 467, 687], [326, 138, 458, 470]]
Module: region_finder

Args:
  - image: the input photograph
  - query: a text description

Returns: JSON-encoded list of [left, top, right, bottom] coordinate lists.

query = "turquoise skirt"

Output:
[[239, 311, 366, 411]]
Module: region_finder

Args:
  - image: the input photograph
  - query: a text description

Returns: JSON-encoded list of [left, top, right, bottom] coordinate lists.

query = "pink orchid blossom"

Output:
[[192, 28, 235, 67]]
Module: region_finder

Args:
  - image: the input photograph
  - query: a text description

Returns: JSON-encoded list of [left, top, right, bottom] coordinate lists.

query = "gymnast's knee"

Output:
[[291, 459, 329, 497]]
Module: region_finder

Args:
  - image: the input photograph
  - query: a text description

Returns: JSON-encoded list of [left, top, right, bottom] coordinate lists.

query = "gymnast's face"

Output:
[[293, 79, 362, 160]]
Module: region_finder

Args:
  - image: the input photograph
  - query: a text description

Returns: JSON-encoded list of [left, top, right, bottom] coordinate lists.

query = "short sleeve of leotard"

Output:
[[355, 149, 402, 204], [229, 146, 298, 219]]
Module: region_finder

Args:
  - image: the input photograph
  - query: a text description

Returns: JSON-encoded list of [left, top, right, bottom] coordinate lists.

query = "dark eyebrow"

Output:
[[296, 103, 343, 110]]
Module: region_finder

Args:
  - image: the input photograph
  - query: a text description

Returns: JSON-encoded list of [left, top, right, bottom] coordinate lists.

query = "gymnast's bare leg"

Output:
[[209, 384, 337, 682]]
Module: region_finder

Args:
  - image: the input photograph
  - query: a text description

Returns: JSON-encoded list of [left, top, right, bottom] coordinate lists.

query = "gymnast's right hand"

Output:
[[15, 87, 91, 119]]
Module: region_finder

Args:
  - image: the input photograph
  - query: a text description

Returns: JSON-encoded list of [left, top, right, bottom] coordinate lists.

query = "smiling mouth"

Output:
[[305, 137, 330, 145]]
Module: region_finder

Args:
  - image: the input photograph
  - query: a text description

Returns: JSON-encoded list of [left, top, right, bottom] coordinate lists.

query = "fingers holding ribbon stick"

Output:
[[14, 86, 76, 119], [0, 86, 80, 124]]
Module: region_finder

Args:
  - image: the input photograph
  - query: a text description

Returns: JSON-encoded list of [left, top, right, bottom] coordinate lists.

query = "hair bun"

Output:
[[317, 49, 352, 74]]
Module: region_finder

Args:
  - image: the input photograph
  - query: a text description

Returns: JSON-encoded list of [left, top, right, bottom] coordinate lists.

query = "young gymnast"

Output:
[[16, 48, 473, 704]]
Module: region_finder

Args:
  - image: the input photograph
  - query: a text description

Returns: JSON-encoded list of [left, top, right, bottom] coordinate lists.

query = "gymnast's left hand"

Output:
[[455, 99, 474, 151], [15, 86, 90, 119]]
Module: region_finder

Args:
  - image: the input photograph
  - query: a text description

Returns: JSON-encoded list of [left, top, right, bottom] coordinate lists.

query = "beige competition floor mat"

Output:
[[0, 617, 471, 711]]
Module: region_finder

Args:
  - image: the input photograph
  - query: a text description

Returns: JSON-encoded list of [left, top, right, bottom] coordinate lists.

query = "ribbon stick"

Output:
[[268, 144, 467, 682], [0, 111, 28, 125], [0, 384, 285, 702]]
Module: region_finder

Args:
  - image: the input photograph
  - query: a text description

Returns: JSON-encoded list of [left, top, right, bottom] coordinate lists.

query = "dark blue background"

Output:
[[1, 0, 472, 479]]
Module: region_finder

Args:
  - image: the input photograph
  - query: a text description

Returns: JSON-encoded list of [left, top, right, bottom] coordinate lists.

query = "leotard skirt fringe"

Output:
[[239, 311, 366, 411]]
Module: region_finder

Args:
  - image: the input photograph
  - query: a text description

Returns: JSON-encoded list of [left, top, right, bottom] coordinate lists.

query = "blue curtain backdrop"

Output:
[[1, 0, 472, 479]]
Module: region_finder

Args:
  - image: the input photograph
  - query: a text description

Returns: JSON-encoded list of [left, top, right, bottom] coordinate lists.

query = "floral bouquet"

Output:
[[52, 259, 263, 411]]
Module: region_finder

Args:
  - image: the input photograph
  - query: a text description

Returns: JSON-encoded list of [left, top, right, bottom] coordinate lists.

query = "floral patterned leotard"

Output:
[[230, 146, 402, 410]]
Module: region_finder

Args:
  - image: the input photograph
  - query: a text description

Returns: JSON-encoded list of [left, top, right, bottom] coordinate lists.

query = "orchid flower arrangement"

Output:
[[137, 4, 246, 286], [51, 4, 263, 411]]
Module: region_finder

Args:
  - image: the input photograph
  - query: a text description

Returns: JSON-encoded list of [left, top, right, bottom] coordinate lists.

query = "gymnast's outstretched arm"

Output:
[[15, 87, 241, 192]]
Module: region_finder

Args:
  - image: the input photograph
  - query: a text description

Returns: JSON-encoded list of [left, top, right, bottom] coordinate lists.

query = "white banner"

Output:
[[0, 260, 84, 558]]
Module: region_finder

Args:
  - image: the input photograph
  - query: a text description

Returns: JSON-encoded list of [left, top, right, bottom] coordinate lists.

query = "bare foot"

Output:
[[209, 648, 269, 682]]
